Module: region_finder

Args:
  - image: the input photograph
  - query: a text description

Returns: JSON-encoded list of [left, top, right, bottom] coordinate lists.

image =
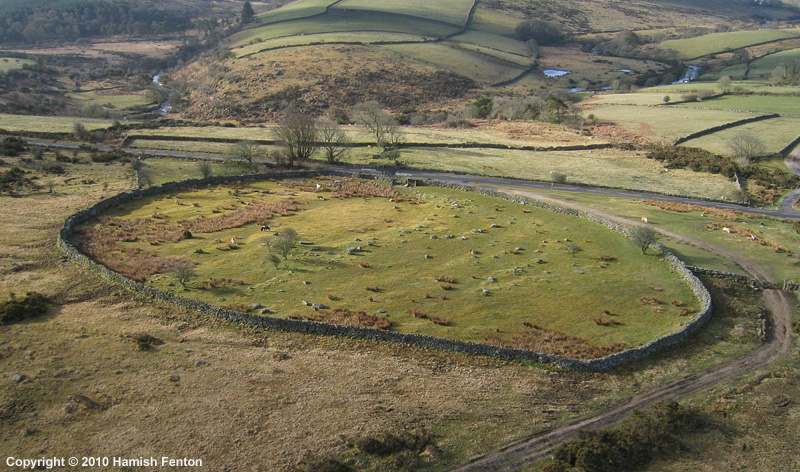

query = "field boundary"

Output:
[[674, 113, 779, 145], [57, 171, 711, 371], [124, 133, 614, 152]]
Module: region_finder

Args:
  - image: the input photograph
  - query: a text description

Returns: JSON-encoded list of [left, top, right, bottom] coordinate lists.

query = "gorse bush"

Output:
[[0, 292, 48, 325], [547, 401, 700, 472]]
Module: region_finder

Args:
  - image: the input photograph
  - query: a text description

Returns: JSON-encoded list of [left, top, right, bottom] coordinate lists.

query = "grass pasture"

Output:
[[335, 147, 742, 200], [658, 29, 800, 59], [232, 31, 431, 57], [81, 178, 699, 354], [746, 47, 800, 81], [230, 10, 460, 47], [333, 0, 474, 26], [677, 94, 800, 115], [382, 42, 529, 84], [67, 91, 154, 111], [255, 0, 339, 24], [0, 57, 34, 72], [499, 187, 800, 283], [680, 116, 800, 156], [449, 29, 532, 57], [0, 113, 114, 133], [584, 104, 766, 141]]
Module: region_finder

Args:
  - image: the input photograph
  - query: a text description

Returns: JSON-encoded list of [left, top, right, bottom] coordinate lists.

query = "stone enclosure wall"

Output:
[[58, 171, 712, 371]]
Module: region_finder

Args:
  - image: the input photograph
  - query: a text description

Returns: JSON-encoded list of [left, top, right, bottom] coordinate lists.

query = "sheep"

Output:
[[723, 227, 731, 234], [260, 225, 270, 232], [641, 217, 648, 223], [230, 237, 237, 245]]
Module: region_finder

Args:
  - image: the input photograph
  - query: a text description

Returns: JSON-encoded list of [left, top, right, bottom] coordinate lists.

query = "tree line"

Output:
[[0, 0, 193, 44]]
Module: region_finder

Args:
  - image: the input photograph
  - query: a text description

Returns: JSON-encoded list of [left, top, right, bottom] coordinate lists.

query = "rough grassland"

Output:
[[86, 179, 697, 350], [382, 43, 528, 84], [0, 151, 787, 472], [333, 0, 475, 26], [0, 113, 114, 133], [232, 31, 431, 58], [67, 91, 154, 111], [680, 116, 800, 156], [0, 57, 35, 72], [658, 29, 800, 59]]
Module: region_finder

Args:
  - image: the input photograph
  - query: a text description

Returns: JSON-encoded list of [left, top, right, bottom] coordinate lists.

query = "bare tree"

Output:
[[316, 117, 350, 163], [728, 132, 765, 167], [274, 113, 318, 166], [197, 160, 213, 179], [227, 141, 261, 170], [170, 263, 196, 289], [352, 101, 400, 147], [566, 242, 580, 257], [267, 227, 300, 259], [630, 226, 660, 255], [718, 75, 732, 94], [267, 253, 282, 269]]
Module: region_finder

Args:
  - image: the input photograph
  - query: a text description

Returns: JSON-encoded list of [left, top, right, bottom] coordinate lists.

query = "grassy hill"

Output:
[[170, 0, 800, 121]]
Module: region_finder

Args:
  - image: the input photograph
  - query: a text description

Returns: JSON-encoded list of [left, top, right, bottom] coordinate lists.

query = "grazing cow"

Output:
[[723, 227, 731, 234], [641, 217, 648, 223]]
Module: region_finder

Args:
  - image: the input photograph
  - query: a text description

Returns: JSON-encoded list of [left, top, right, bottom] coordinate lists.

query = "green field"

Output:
[[382, 42, 528, 83], [255, 0, 339, 24], [82, 178, 700, 352], [469, 7, 518, 36], [0, 57, 35, 72], [586, 104, 766, 141], [230, 10, 460, 47], [232, 31, 431, 57], [680, 116, 800, 155], [449, 29, 532, 56], [501, 187, 800, 283], [334, 147, 742, 200], [68, 91, 154, 111], [658, 29, 800, 59], [678, 94, 800, 115], [746, 48, 800, 80], [333, 0, 474, 26], [129, 124, 604, 148], [0, 113, 114, 133], [638, 81, 800, 96]]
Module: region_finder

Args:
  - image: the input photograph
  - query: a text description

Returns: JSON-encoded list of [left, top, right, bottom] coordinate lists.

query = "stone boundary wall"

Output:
[[57, 171, 712, 371], [673, 113, 779, 145], [126, 134, 614, 152], [779, 135, 800, 157], [688, 266, 800, 291]]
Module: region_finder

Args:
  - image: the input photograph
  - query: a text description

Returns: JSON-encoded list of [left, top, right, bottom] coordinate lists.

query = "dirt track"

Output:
[[451, 188, 796, 472]]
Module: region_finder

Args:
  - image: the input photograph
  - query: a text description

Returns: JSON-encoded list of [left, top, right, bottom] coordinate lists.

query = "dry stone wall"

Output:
[[58, 171, 712, 371]]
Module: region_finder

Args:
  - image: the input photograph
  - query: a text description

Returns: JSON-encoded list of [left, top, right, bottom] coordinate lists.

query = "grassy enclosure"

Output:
[[67, 91, 154, 111], [333, 0, 475, 26], [0, 57, 35, 72], [658, 29, 800, 59], [75, 178, 701, 357], [0, 113, 115, 133], [680, 116, 800, 155]]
